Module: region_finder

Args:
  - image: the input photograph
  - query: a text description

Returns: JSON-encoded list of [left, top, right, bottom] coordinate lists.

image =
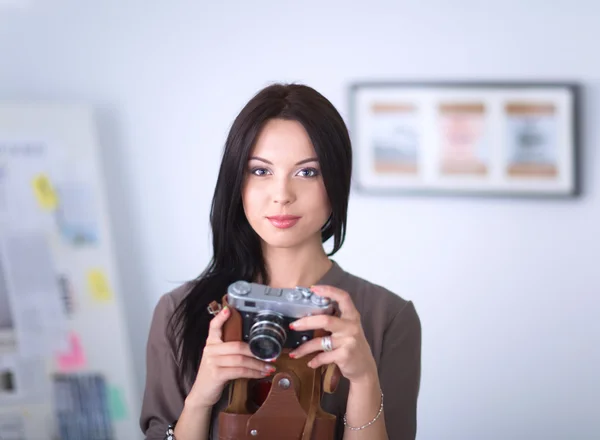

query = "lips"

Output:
[[266, 215, 301, 229]]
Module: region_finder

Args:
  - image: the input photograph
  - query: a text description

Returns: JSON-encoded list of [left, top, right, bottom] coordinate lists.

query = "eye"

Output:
[[250, 167, 270, 176], [296, 167, 320, 178]]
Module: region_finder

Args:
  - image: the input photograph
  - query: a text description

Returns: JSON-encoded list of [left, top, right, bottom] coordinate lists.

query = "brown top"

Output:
[[140, 260, 421, 440]]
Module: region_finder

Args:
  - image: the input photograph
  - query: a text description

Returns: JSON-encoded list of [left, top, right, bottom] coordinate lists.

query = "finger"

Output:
[[290, 314, 345, 333], [206, 306, 231, 344], [307, 350, 338, 369], [288, 337, 323, 359], [289, 335, 341, 359], [216, 354, 277, 374], [205, 341, 253, 357], [310, 285, 359, 319], [218, 367, 273, 381]]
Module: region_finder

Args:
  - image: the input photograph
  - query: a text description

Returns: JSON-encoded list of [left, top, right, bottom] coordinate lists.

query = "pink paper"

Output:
[[56, 332, 87, 372]]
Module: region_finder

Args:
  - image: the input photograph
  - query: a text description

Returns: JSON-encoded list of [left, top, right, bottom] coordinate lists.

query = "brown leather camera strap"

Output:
[[221, 294, 243, 343], [227, 378, 251, 415], [301, 366, 321, 440], [211, 295, 251, 415], [322, 364, 341, 394]]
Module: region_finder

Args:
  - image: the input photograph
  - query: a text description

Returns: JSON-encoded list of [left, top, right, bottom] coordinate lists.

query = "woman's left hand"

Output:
[[288, 285, 378, 384]]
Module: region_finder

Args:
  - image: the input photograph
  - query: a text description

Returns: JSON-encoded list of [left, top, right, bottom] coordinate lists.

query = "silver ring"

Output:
[[321, 335, 333, 352]]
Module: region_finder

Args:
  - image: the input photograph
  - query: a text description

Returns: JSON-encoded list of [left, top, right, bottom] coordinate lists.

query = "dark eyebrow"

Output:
[[248, 156, 319, 166]]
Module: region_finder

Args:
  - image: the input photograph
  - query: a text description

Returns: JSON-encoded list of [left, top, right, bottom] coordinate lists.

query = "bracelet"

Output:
[[343, 389, 384, 431], [164, 422, 176, 440]]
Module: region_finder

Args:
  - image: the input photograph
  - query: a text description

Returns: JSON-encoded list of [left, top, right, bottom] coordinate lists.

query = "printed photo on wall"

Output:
[[505, 102, 558, 178], [370, 103, 420, 176], [349, 81, 579, 197], [438, 102, 489, 177]]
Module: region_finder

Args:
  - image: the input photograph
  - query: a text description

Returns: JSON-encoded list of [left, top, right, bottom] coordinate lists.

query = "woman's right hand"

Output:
[[186, 306, 276, 408]]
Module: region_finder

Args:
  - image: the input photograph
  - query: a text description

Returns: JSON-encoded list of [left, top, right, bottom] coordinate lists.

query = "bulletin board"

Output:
[[0, 103, 140, 439]]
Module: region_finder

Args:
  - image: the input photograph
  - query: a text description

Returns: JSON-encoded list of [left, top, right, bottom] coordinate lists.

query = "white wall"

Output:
[[1, 1, 599, 439]]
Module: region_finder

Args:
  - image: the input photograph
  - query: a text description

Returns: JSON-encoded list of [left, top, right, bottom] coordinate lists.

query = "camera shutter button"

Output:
[[295, 286, 313, 299], [286, 289, 302, 301], [311, 294, 330, 306], [231, 281, 251, 295]]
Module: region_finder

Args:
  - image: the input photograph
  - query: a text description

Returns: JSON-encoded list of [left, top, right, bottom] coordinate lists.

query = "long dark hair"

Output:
[[169, 83, 353, 384]]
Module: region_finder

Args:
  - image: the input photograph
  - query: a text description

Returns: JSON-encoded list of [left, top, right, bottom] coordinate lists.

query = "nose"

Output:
[[272, 176, 295, 206]]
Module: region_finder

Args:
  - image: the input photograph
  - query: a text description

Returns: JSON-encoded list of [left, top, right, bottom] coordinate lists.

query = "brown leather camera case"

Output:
[[209, 295, 340, 440]]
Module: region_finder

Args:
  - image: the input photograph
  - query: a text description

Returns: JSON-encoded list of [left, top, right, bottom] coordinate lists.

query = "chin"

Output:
[[260, 235, 306, 249], [257, 228, 321, 250]]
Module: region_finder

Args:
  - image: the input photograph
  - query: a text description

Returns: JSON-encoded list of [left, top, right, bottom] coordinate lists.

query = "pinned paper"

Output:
[[31, 173, 58, 210], [56, 332, 87, 372], [0, 162, 7, 216], [87, 269, 113, 302], [0, 412, 26, 440], [56, 182, 100, 245], [2, 232, 70, 357], [108, 386, 128, 421]]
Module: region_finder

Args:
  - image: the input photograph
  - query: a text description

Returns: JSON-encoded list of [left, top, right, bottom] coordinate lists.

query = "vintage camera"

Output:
[[226, 281, 337, 361]]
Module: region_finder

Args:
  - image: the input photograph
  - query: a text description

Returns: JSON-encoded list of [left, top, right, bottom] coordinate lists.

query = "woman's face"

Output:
[[242, 118, 331, 250]]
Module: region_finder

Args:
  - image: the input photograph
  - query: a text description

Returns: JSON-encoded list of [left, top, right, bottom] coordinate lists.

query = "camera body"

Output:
[[226, 281, 337, 361]]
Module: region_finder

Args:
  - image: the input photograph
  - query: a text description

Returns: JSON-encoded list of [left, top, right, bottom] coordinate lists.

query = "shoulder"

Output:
[[332, 264, 420, 351], [337, 267, 413, 322], [147, 281, 196, 344], [153, 281, 196, 317]]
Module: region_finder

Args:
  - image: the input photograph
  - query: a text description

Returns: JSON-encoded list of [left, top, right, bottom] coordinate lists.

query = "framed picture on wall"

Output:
[[348, 81, 580, 197]]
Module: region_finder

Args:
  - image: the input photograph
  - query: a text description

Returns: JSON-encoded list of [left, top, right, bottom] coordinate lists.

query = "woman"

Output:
[[140, 83, 422, 440]]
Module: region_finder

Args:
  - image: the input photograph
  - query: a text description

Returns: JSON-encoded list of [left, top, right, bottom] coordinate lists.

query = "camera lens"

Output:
[[249, 311, 287, 361]]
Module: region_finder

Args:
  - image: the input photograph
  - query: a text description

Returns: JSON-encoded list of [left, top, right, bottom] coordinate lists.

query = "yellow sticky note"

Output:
[[32, 173, 59, 210], [87, 269, 113, 302]]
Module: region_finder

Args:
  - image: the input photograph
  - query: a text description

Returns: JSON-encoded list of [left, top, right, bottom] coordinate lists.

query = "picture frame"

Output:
[[348, 81, 581, 198]]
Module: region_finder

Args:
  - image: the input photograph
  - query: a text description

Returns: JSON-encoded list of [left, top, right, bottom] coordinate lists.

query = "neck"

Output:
[[260, 237, 333, 288]]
